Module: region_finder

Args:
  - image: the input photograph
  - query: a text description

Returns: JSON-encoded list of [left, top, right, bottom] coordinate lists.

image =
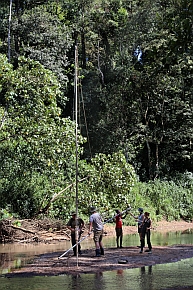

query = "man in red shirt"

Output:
[[115, 210, 127, 248]]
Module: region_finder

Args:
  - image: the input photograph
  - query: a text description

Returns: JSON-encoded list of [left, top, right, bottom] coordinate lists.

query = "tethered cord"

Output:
[[79, 82, 92, 159], [75, 66, 92, 159]]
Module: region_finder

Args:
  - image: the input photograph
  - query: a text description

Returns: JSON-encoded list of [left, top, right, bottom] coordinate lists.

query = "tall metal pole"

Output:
[[75, 45, 79, 267], [8, 0, 13, 62]]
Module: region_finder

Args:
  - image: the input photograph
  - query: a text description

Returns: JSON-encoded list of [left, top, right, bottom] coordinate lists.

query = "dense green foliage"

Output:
[[0, 0, 192, 222], [0, 54, 81, 218], [130, 172, 193, 223]]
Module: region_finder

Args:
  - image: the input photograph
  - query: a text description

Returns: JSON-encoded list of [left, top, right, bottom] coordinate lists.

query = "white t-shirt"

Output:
[[89, 212, 103, 231]]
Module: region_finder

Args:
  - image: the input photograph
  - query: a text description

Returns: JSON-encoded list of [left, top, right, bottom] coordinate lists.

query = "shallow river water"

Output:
[[0, 228, 193, 290]]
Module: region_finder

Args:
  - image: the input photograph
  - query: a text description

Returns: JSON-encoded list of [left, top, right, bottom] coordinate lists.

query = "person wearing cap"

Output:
[[88, 206, 104, 257], [114, 209, 127, 248], [139, 211, 152, 254], [130, 207, 144, 246], [67, 211, 84, 256]]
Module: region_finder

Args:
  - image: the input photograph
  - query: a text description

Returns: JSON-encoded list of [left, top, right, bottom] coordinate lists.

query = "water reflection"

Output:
[[67, 272, 105, 290], [71, 274, 81, 290], [140, 266, 153, 290], [0, 253, 25, 274], [0, 229, 193, 290], [116, 269, 124, 275], [1, 259, 193, 290], [0, 241, 72, 275]]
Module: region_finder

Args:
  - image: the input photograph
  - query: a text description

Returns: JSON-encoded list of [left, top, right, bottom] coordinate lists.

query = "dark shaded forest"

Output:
[[0, 0, 192, 222]]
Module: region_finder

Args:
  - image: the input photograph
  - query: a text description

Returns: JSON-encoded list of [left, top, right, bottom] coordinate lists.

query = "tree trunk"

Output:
[[146, 139, 153, 180], [81, 30, 86, 69], [155, 143, 159, 179]]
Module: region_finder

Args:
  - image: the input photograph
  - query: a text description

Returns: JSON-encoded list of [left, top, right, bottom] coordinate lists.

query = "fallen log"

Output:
[[9, 225, 36, 235]]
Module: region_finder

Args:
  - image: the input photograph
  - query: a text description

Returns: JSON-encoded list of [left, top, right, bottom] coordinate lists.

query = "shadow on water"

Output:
[[0, 229, 193, 290]]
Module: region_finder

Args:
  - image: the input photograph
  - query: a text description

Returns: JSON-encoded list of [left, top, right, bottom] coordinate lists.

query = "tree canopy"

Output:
[[0, 0, 192, 220]]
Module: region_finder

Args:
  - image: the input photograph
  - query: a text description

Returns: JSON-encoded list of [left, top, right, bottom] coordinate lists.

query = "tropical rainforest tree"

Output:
[[0, 54, 83, 217], [0, 0, 193, 220], [79, 0, 193, 180]]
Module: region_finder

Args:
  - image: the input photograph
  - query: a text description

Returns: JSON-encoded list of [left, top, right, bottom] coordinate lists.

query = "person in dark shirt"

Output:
[[139, 211, 152, 254], [67, 211, 84, 256]]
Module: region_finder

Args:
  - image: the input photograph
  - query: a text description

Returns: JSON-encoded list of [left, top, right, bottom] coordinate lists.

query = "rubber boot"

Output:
[[100, 247, 104, 255], [140, 238, 145, 253], [120, 236, 123, 248], [96, 249, 101, 257]]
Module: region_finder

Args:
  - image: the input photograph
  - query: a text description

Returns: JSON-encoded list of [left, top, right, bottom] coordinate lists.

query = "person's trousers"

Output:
[[71, 234, 81, 255], [141, 230, 152, 251]]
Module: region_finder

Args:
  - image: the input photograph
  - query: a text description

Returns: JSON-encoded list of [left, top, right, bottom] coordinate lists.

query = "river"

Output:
[[0, 229, 193, 290]]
